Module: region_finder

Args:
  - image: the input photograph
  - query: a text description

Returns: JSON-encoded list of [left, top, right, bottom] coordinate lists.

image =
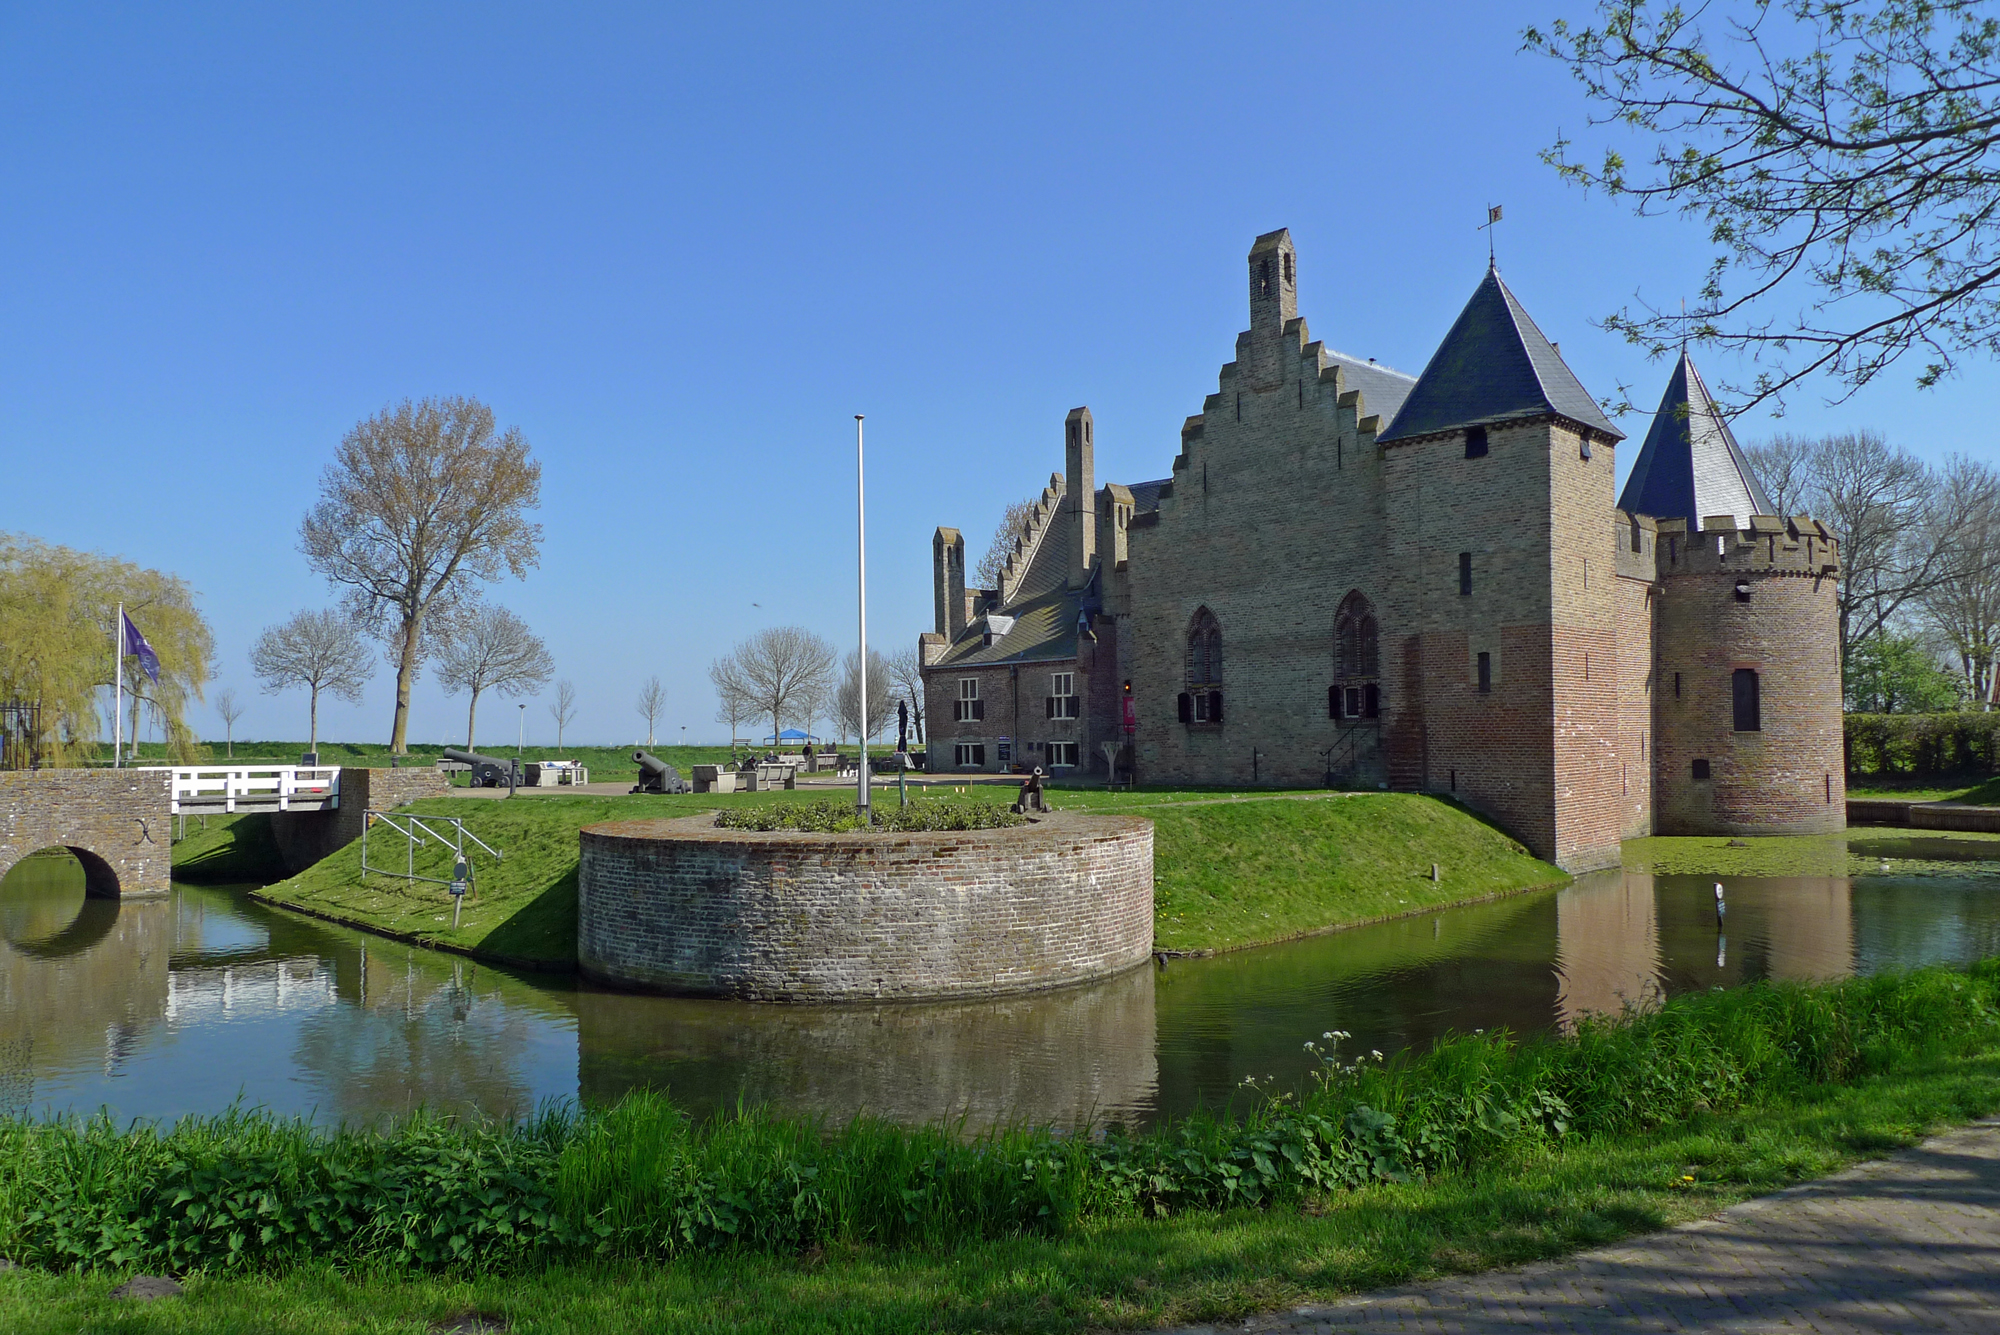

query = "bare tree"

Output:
[[249, 608, 375, 758], [1744, 430, 1962, 673], [886, 646, 926, 744], [1918, 457, 2000, 708], [973, 498, 1039, 590], [214, 688, 244, 760], [434, 606, 554, 749], [1529, 0, 2000, 413], [836, 648, 894, 744], [709, 655, 753, 753], [548, 678, 578, 749], [729, 626, 836, 752], [300, 396, 542, 753], [635, 675, 667, 748]]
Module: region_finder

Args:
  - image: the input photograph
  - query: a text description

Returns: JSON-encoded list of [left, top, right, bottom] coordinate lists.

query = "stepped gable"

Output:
[[1617, 351, 1774, 527], [1377, 264, 1621, 444]]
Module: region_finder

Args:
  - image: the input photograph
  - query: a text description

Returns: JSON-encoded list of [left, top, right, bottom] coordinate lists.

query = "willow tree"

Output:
[[0, 533, 214, 764], [300, 397, 542, 753]]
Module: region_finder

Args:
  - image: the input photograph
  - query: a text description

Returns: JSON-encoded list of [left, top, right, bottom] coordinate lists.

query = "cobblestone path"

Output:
[[1180, 1118, 2000, 1333]]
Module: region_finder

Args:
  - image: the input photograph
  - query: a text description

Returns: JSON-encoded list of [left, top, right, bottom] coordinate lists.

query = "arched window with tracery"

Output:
[[1330, 591, 1381, 720], [1179, 607, 1223, 724]]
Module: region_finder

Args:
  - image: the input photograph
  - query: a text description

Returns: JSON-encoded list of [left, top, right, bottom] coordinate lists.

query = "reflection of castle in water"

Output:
[[575, 963, 1160, 1129], [1556, 871, 1855, 1030]]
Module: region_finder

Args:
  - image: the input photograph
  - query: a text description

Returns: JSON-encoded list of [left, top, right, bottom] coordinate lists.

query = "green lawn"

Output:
[[244, 789, 1566, 966], [122, 740, 745, 788], [1847, 773, 2000, 805]]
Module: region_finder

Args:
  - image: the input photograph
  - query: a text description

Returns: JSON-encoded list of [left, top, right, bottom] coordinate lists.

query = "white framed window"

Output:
[[1046, 671, 1080, 719], [954, 678, 985, 722], [1047, 741, 1079, 768], [954, 742, 986, 768]]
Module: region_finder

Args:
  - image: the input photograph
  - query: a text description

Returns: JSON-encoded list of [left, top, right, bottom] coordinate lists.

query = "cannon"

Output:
[[443, 748, 514, 789], [632, 750, 690, 795]]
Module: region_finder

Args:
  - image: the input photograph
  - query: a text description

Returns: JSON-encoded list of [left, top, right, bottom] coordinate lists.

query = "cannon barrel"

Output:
[[443, 748, 504, 769], [631, 750, 688, 794], [444, 747, 512, 788], [634, 750, 669, 777]]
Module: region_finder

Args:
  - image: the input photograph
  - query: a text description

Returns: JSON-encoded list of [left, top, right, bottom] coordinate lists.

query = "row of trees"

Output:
[[1746, 434, 2000, 711], [707, 627, 928, 753]]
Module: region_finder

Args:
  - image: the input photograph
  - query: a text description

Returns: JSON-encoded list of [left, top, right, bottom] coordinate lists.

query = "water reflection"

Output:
[[5, 850, 2000, 1128]]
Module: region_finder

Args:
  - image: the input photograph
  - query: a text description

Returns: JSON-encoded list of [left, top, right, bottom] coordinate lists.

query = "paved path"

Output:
[[1181, 1118, 2000, 1334]]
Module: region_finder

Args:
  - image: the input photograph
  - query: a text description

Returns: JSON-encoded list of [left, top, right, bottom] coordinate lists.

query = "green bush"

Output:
[[3, 963, 1996, 1276], [1845, 712, 2000, 777], [713, 798, 1024, 833]]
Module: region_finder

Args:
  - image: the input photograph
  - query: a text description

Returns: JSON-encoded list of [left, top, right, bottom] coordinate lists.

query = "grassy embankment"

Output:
[[220, 789, 1566, 965], [127, 740, 740, 788], [3, 963, 1998, 1333], [1845, 772, 2000, 804], [1624, 827, 2000, 878]]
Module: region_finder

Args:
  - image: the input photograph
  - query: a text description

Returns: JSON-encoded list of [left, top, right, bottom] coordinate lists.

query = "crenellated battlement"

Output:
[[1651, 513, 1841, 581]]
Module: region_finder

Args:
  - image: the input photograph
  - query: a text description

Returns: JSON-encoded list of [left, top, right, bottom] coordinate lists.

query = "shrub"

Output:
[[1845, 712, 2000, 778]]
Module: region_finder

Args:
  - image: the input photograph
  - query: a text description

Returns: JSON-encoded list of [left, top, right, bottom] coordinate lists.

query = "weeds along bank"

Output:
[[2, 963, 1995, 1276]]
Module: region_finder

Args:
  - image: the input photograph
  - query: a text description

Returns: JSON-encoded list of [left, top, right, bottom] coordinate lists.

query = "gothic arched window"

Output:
[[1180, 608, 1223, 724], [1330, 591, 1381, 720]]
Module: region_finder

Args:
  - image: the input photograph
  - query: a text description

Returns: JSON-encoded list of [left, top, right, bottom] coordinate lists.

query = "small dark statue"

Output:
[[1012, 766, 1048, 815]]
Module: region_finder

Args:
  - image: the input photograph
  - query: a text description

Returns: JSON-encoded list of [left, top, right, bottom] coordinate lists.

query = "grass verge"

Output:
[[250, 790, 1565, 965], [2, 965, 1997, 1333]]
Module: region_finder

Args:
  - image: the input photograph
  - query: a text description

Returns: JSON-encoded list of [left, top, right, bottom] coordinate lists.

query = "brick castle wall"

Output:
[[1654, 518, 1845, 834], [0, 768, 173, 897], [577, 811, 1155, 1001], [270, 765, 453, 873]]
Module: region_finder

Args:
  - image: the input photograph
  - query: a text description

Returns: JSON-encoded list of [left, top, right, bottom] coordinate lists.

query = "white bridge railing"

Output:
[[146, 765, 342, 814]]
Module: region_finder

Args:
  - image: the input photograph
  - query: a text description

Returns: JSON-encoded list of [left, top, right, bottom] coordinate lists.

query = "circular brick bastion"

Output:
[[576, 810, 1154, 1001]]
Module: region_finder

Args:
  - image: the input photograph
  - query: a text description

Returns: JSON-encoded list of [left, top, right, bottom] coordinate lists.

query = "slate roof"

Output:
[[1377, 266, 1622, 444], [933, 508, 1088, 668], [1617, 352, 1773, 526], [1320, 348, 1417, 425]]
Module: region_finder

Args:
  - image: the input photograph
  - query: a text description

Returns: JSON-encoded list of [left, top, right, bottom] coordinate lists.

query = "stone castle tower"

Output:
[[919, 231, 1846, 869]]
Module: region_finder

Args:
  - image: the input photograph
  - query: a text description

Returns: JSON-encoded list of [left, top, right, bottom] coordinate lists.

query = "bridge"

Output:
[[152, 764, 341, 815], [0, 764, 449, 900]]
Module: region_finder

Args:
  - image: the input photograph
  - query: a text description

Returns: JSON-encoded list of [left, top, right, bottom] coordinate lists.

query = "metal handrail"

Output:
[[359, 809, 504, 887]]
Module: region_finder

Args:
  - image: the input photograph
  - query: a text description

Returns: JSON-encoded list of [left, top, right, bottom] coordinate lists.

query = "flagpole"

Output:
[[113, 602, 123, 769], [855, 413, 870, 815]]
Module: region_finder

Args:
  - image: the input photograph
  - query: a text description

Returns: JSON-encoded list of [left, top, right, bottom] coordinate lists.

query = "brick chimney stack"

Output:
[[1065, 407, 1095, 591]]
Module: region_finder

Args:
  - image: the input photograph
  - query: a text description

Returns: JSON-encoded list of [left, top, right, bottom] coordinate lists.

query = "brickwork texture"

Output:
[[0, 768, 173, 898], [577, 811, 1155, 1001]]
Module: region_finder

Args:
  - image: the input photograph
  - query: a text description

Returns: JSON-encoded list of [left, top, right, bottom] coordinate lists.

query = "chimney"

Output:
[[1066, 407, 1095, 590], [932, 527, 965, 638]]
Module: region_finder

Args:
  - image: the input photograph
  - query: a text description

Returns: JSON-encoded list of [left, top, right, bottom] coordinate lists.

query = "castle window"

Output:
[[1331, 591, 1381, 720], [1465, 426, 1489, 458], [1674, 671, 1682, 699], [1692, 758, 1711, 781], [1048, 741, 1079, 768], [1631, 516, 1643, 552], [1733, 668, 1761, 732], [1283, 252, 1294, 286], [1046, 672, 1079, 720], [1181, 607, 1223, 725], [954, 678, 985, 722], [1459, 552, 1473, 596], [1579, 430, 1593, 461], [1259, 258, 1273, 296], [954, 742, 986, 768], [1477, 652, 1492, 693]]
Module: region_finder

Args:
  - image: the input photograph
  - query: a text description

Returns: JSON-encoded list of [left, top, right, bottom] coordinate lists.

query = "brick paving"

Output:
[[1180, 1118, 2000, 1334]]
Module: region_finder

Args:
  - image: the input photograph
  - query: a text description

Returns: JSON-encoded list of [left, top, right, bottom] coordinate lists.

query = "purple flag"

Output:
[[122, 611, 161, 683]]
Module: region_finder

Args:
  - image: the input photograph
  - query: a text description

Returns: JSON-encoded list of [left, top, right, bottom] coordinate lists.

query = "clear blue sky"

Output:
[[2, 1, 1990, 749]]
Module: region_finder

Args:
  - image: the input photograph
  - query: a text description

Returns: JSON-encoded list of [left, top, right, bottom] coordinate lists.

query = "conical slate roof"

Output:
[[1378, 265, 1621, 444], [1616, 352, 1773, 526]]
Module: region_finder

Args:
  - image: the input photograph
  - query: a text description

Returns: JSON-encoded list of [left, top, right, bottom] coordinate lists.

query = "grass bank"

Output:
[[1846, 772, 2000, 804], [2, 964, 1998, 1333], [1624, 828, 2000, 878], [248, 790, 1564, 966]]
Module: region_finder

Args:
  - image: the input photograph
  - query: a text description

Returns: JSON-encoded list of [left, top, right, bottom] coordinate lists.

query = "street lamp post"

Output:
[[518, 703, 525, 757], [855, 413, 870, 816]]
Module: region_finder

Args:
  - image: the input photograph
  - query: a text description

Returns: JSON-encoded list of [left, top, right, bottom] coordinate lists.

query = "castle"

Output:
[[919, 230, 1845, 871]]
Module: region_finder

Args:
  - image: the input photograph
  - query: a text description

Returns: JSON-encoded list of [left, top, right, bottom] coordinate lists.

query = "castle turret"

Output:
[[1617, 352, 1772, 529], [1065, 407, 1095, 590]]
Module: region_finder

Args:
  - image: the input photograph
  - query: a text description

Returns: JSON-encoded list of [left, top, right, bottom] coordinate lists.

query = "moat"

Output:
[[4, 844, 1999, 1130]]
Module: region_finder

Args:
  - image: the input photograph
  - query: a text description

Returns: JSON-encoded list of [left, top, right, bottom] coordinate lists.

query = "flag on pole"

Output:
[[122, 611, 161, 683], [1488, 204, 1503, 224]]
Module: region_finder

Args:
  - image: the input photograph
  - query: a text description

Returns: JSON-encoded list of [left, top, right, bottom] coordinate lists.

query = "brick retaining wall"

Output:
[[0, 768, 173, 898], [269, 765, 452, 873], [577, 811, 1155, 1001]]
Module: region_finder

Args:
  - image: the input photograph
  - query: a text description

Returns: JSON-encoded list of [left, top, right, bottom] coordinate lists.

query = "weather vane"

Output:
[[1478, 204, 1503, 267]]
